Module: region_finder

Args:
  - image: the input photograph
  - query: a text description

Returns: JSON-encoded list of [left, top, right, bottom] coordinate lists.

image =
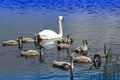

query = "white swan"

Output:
[[37, 16, 64, 40]]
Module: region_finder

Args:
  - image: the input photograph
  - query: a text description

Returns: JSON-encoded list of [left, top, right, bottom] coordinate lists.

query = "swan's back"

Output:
[[38, 30, 60, 39], [73, 56, 92, 63]]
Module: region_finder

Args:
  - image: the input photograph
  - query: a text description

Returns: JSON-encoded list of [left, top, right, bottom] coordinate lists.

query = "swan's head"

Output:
[[59, 16, 64, 21], [70, 54, 74, 61]]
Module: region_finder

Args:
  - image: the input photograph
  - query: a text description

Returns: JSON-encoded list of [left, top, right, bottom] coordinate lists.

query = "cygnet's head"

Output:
[[59, 16, 64, 21], [70, 54, 74, 60]]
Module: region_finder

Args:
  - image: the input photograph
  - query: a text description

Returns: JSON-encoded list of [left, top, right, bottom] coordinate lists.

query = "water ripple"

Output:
[[0, 0, 120, 14]]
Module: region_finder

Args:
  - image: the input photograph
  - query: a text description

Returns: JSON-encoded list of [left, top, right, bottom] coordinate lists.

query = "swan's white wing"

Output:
[[38, 30, 58, 39]]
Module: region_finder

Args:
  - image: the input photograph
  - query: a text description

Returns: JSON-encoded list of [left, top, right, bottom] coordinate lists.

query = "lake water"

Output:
[[0, 0, 120, 80]]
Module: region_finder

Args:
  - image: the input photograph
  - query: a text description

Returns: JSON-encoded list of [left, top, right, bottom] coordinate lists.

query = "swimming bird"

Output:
[[93, 54, 101, 69], [57, 35, 71, 50], [57, 42, 70, 50], [18, 36, 23, 48], [57, 33, 73, 44], [73, 55, 92, 63], [75, 39, 88, 55], [2, 37, 23, 46], [20, 50, 39, 57], [3, 36, 23, 47], [53, 54, 74, 70], [20, 44, 45, 58], [3, 40, 18, 46], [36, 16, 64, 40], [22, 37, 34, 43], [16, 36, 34, 43]]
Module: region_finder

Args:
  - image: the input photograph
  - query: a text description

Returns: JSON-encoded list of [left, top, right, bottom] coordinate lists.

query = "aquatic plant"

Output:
[[103, 43, 112, 80], [89, 43, 120, 80]]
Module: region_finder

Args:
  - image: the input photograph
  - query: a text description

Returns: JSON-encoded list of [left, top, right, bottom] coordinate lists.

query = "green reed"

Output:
[[89, 43, 119, 80]]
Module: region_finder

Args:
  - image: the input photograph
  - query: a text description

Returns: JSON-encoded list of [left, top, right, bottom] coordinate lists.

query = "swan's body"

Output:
[[37, 16, 64, 40], [22, 37, 34, 43], [53, 54, 74, 70], [57, 43, 70, 50], [20, 44, 45, 58], [73, 56, 92, 63], [53, 60, 71, 70], [17, 37, 34, 43], [57, 34, 71, 50], [3, 40, 18, 46], [3, 37, 23, 47], [38, 30, 61, 39], [20, 50, 39, 57]]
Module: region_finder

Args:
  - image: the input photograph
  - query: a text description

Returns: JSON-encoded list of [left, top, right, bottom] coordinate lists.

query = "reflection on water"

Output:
[[0, 0, 120, 80]]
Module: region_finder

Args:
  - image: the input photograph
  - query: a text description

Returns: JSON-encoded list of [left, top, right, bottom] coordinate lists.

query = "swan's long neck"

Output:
[[39, 46, 44, 62], [18, 37, 23, 48], [70, 59, 74, 69], [58, 19, 63, 37], [83, 42, 86, 46], [70, 57, 74, 79], [83, 40, 87, 46]]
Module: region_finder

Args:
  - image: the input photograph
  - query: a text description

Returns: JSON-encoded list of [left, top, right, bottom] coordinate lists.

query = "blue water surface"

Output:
[[0, 0, 120, 80]]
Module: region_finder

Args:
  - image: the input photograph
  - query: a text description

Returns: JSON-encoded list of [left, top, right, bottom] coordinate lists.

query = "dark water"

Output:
[[0, 0, 120, 80]]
